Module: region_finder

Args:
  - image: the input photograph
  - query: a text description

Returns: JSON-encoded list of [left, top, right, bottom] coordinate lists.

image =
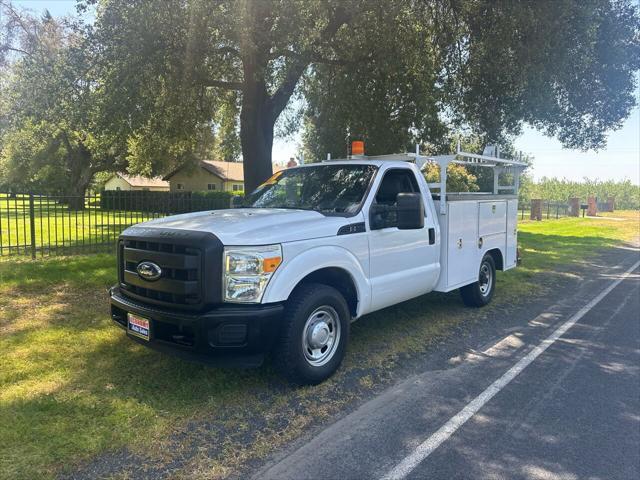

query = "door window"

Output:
[[372, 169, 420, 228]]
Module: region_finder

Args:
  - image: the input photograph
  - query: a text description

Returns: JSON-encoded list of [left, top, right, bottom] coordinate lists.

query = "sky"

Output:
[[14, 0, 640, 184]]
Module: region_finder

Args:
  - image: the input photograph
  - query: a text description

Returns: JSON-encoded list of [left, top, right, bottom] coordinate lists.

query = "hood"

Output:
[[130, 208, 355, 245]]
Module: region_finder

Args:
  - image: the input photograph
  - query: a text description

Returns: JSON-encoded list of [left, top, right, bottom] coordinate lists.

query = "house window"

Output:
[[232, 184, 242, 192], [208, 184, 216, 191], [176, 183, 184, 190], [115, 187, 121, 191]]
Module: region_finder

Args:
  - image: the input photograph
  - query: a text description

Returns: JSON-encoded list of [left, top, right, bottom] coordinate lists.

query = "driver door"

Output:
[[367, 168, 439, 311]]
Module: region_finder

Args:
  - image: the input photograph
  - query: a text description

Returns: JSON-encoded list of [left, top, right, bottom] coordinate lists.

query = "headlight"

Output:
[[223, 245, 282, 303]]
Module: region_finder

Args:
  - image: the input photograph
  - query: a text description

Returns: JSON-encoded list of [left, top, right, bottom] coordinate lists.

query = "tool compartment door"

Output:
[[478, 200, 507, 237], [447, 201, 478, 287], [505, 199, 518, 268]]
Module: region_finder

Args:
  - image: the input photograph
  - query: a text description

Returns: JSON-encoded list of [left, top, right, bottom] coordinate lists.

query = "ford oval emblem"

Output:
[[136, 261, 162, 281]]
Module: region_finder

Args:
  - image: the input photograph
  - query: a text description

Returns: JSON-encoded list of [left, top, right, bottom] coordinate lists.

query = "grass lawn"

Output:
[[1, 211, 638, 480]]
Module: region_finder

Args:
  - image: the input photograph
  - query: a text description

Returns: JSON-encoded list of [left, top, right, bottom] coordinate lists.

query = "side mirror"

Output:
[[397, 193, 424, 229]]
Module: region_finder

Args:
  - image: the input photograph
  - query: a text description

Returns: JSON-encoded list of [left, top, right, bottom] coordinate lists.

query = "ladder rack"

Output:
[[323, 142, 527, 215], [422, 144, 527, 215]]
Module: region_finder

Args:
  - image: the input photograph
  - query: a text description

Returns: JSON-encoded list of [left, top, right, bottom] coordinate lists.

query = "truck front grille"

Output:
[[117, 228, 224, 310], [120, 239, 202, 306]]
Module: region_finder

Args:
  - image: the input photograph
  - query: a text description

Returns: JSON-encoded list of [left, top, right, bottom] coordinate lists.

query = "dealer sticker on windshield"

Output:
[[127, 313, 150, 341]]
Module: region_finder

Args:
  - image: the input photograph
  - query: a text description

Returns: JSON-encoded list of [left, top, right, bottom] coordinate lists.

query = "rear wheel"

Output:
[[274, 283, 350, 385], [460, 254, 496, 307]]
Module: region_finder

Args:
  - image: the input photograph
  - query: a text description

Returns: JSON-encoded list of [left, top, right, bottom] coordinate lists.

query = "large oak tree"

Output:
[[305, 0, 640, 157], [92, 0, 368, 192], [3, 0, 638, 197], [94, 0, 639, 193]]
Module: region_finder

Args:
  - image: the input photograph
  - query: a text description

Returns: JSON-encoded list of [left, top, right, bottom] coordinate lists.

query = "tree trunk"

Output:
[[240, 105, 274, 194], [67, 176, 92, 210], [239, 65, 276, 194], [60, 133, 93, 210], [67, 153, 94, 210]]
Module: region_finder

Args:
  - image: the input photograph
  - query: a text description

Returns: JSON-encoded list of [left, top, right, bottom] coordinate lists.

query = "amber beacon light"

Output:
[[351, 140, 365, 156]]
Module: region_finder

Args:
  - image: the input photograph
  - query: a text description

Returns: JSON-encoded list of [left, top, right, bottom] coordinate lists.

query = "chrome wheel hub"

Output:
[[479, 262, 492, 296], [302, 306, 341, 367], [308, 322, 330, 349]]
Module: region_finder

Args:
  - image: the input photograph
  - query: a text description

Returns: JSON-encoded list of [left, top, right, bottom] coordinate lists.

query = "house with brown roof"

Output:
[[104, 173, 169, 191], [163, 160, 285, 193]]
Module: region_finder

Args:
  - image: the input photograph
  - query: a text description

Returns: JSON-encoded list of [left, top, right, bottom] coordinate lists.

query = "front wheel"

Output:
[[460, 254, 496, 307], [273, 283, 350, 385]]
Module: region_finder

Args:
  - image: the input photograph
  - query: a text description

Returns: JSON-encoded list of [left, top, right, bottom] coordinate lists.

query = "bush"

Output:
[[100, 190, 233, 213], [424, 163, 480, 192]]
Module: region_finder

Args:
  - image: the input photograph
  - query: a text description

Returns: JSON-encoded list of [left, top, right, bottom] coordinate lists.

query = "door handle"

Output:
[[428, 227, 435, 245]]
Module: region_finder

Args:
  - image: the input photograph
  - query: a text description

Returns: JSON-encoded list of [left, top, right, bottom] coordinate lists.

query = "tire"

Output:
[[460, 254, 496, 307], [274, 283, 350, 385]]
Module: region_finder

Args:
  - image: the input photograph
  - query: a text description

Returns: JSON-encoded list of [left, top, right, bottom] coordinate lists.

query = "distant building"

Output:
[[104, 173, 169, 191], [163, 160, 285, 193]]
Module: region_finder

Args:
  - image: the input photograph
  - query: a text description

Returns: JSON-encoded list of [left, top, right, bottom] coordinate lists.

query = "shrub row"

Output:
[[100, 190, 233, 213], [519, 177, 640, 210]]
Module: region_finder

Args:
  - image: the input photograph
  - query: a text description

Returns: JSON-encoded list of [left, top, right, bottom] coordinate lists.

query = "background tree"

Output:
[[90, 0, 639, 192], [3, 0, 638, 198], [0, 2, 124, 206], [305, 0, 640, 160], [518, 176, 640, 210], [424, 163, 480, 193], [90, 0, 372, 192]]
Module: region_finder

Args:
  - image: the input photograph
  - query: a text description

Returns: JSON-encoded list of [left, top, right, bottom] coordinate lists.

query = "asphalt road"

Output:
[[255, 256, 640, 480]]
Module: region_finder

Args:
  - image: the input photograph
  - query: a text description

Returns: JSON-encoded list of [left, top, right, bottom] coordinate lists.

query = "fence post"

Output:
[[587, 195, 597, 216], [29, 193, 37, 259], [606, 196, 615, 212]]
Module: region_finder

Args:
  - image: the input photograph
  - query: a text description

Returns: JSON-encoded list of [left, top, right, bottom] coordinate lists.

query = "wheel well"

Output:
[[294, 267, 358, 317], [486, 248, 504, 270]]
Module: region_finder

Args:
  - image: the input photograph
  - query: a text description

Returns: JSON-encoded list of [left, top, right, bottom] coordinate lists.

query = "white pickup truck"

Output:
[[110, 147, 525, 384]]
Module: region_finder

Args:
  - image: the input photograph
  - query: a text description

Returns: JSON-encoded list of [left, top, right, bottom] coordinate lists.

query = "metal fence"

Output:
[[0, 191, 232, 258], [519, 201, 570, 220], [0, 192, 580, 259]]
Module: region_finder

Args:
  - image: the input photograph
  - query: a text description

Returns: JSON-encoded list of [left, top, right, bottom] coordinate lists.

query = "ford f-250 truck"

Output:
[[110, 146, 526, 384]]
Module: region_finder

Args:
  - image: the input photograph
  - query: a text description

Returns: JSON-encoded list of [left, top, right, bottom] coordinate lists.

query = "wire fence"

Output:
[[0, 191, 232, 258], [519, 201, 571, 220]]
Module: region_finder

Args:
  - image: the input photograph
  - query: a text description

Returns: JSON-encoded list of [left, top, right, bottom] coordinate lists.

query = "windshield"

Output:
[[245, 164, 377, 215]]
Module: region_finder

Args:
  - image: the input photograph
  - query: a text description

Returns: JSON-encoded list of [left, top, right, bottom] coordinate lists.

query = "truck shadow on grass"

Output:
[[0, 229, 637, 480]]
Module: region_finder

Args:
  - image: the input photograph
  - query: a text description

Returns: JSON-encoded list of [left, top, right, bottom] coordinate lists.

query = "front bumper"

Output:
[[109, 286, 284, 367]]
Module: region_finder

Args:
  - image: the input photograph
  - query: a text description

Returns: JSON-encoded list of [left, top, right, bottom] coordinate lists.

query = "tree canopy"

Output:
[[1, 0, 638, 196], [90, 0, 368, 192], [0, 2, 126, 204], [305, 0, 640, 158]]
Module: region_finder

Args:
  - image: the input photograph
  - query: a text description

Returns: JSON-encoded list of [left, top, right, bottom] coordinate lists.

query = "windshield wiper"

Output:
[[254, 205, 314, 211]]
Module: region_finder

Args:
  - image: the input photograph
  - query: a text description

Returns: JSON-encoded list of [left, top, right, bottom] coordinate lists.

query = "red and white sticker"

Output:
[[127, 313, 150, 340]]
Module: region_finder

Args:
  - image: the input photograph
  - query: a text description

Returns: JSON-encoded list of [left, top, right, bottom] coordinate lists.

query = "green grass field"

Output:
[[1, 211, 638, 479]]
